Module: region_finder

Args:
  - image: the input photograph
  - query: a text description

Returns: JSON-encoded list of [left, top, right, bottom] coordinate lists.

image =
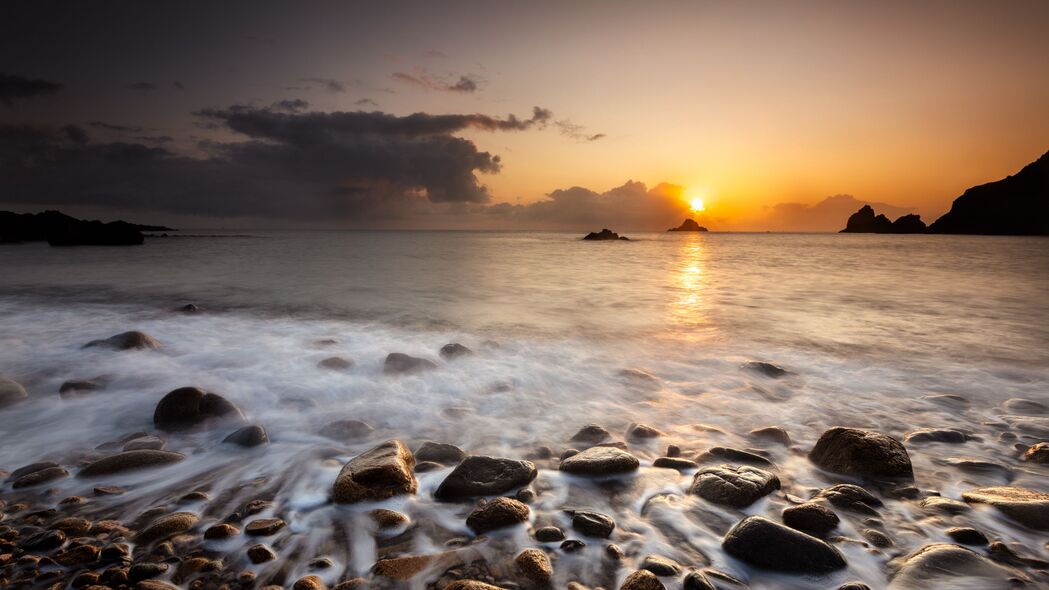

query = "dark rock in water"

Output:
[[904, 428, 968, 444], [640, 555, 681, 576], [962, 486, 1049, 530], [247, 544, 276, 564], [839, 204, 926, 233], [927, 149, 1049, 235], [78, 450, 185, 477], [203, 523, 240, 540], [83, 330, 159, 350], [619, 570, 665, 590], [740, 361, 788, 378], [414, 460, 443, 472], [439, 343, 472, 359], [319, 419, 374, 441], [560, 539, 586, 552], [652, 457, 698, 470], [177, 303, 200, 313], [668, 218, 708, 232], [446, 582, 506, 590], [123, 435, 166, 451], [920, 496, 971, 515], [466, 497, 530, 534], [723, 516, 845, 573], [570, 423, 612, 444], [986, 540, 1049, 569], [0, 209, 151, 245], [1023, 442, 1049, 463], [19, 529, 66, 551], [0, 376, 29, 407], [134, 512, 199, 545], [582, 228, 629, 241], [129, 563, 170, 582], [682, 571, 715, 590], [223, 425, 269, 447], [627, 423, 663, 441], [922, 393, 970, 409], [696, 446, 775, 468], [861, 528, 893, 548], [782, 502, 839, 535], [559, 446, 640, 475], [415, 441, 466, 465], [9, 460, 60, 480], [889, 543, 1023, 589], [153, 386, 246, 431], [569, 510, 615, 538], [890, 213, 927, 233], [836, 584, 871, 590], [689, 465, 779, 508], [59, 377, 106, 396], [748, 426, 792, 446], [245, 518, 286, 536], [534, 526, 565, 542], [1002, 397, 1048, 415], [941, 457, 1013, 481], [815, 484, 883, 515], [434, 455, 537, 499], [12, 465, 69, 488], [383, 352, 438, 374], [809, 427, 913, 480], [945, 527, 988, 546], [514, 548, 552, 584], [318, 356, 354, 371], [333, 440, 417, 503]]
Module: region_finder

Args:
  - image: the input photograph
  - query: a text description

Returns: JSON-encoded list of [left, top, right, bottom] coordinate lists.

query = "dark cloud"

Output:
[[0, 73, 63, 106], [89, 121, 144, 133], [556, 120, 605, 142], [272, 98, 309, 112], [135, 135, 174, 144], [173, 81, 185, 90], [125, 81, 158, 91], [62, 125, 89, 146], [354, 98, 379, 108], [297, 77, 346, 93], [392, 70, 482, 93]]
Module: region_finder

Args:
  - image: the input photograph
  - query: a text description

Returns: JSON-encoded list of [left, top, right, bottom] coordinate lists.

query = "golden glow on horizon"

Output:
[[689, 198, 705, 213]]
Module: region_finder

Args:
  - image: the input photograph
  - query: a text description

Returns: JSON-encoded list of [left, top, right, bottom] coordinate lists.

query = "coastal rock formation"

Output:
[[0, 210, 164, 245], [383, 352, 438, 374], [688, 464, 780, 507], [559, 446, 640, 475], [153, 387, 246, 431], [667, 218, 708, 232], [0, 376, 29, 408], [809, 427, 913, 480], [961, 486, 1049, 530], [840, 205, 926, 233], [332, 440, 417, 503], [888, 543, 1023, 589], [434, 455, 537, 499], [722, 516, 846, 573], [928, 150, 1049, 235], [83, 330, 159, 350], [582, 228, 629, 240]]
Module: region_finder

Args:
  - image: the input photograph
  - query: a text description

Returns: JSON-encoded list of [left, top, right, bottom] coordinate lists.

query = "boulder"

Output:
[[944, 527, 988, 546], [223, 425, 269, 447], [920, 496, 970, 515], [695, 446, 774, 468], [465, 497, 530, 534], [740, 361, 788, 378], [748, 426, 792, 446], [689, 465, 779, 508], [439, 343, 472, 359], [153, 387, 245, 432], [12, 465, 69, 488], [809, 427, 913, 480], [534, 526, 565, 542], [569, 510, 615, 538], [0, 376, 29, 408], [652, 457, 698, 470], [134, 512, 199, 545], [888, 543, 1022, 589], [514, 548, 552, 584], [640, 555, 681, 576], [59, 378, 106, 396], [203, 523, 239, 540], [83, 330, 159, 350], [582, 228, 629, 241], [682, 571, 715, 590], [245, 518, 286, 536], [904, 428, 967, 444], [123, 436, 165, 451], [559, 446, 639, 476], [1003, 397, 1048, 415], [667, 218, 708, 232], [1022, 442, 1049, 463], [627, 423, 662, 441], [446, 582, 505, 590], [319, 419, 374, 441], [78, 450, 185, 477], [961, 486, 1049, 530], [333, 440, 417, 503], [782, 502, 839, 535], [383, 353, 437, 374], [248, 544, 277, 564], [318, 356, 354, 370], [619, 570, 665, 590], [722, 516, 846, 573], [434, 455, 537, 499], [415, 441, 466, 465], [815, 484, 883, 515], [569, 423, 612, 444]]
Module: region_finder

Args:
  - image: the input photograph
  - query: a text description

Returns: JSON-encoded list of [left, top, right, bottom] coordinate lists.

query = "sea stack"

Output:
[[668, 218, 708, 232]]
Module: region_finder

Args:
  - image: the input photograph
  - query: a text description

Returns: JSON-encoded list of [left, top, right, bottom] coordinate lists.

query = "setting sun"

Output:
[[689, 198, 705, 213]]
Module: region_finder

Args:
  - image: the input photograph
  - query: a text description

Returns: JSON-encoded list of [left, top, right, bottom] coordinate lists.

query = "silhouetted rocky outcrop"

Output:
[[928, 150, 1048, 235], [582, 229, 629, 241], [0, 210, 172, 245], [840, 205, 926, 234], [668, 218, 708, 232]]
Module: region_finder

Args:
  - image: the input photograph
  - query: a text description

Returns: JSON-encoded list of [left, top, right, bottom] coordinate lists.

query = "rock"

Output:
[[177, 303, 199, 313], [582, 228, 629, 241], [861, 528, 893, 548], [12, 465, 69, 488], [434, 455, 537, 499], [128, 563, 169, 583], [123, 436, 165, 451], [369, 508, 408, 529], [559, 446, 639, 476], [782, 502, 839, 534], [837, 584, 871, 590], [245, 518, 286, 536], [466, 497, 530, 534], [695, 447, 774, 468], [1003, 397, 1048, 415], [248, 544, 277, 563], [83, 330, 159, 350], [570, 424, 612, 444], [1022, 442, 1049, 463], [223, 424, 269, 447], [0, 376, 29, 408], [136, 581, 179, 590], [570, 510, 615, 538], [319, 419, 374, 441], [439, 343, 472, 359], [333, 440, 417, 503], [722, 516, 846, 573], [153, 386, 245, 432], [372, 551, 465, 581], [293, 575, 326, 590], [945, 527, 988, 546], [415, 460, 443, 472], [682, 571, 715, 590], [667, 218, 708, 232], [748, 426, 791, 446], [689, 465, 779, 508], [740, 361, 788, 378], [640, 555, 681, 576], [318, 356, 354, 370], [809, 427, 913, 480], [78, 450, 185, 477], [446, 582, 505, 590], [652, 457, 698, 470], [514, 548, 551, 583], [619, 570, 664, 590], [922, 393, 970, 409], [920, 496, 971, 515], [415, 441, 466, 465], [203, 523, 240, 540], [383, 353, 437, 374], [134, 512, 199, 545], [904, 428, 968, 444], [815, 484, 883, 515], [961, 486, 1049, 530], [534, 526, 565, 542], [888, 543, 1023, 589], [839, 205, 895, 233], [627, 423, 662, 441], [59, 378, 105, 396], [19, 529, 66, 551], [941, 457, 1013, 480]]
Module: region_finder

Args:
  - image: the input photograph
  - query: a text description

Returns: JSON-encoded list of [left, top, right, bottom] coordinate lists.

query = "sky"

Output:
[[2, 0, 1047, 231]]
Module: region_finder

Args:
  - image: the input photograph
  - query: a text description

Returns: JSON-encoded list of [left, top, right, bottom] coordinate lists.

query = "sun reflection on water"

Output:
[[667, 234, 712, 339]]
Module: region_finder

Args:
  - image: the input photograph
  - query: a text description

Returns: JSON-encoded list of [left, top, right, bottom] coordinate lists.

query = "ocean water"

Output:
[[1, 231, 1047, 588]]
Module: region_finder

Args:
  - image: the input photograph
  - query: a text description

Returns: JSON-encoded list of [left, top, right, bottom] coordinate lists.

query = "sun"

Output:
[[689, 198, 705, 213]]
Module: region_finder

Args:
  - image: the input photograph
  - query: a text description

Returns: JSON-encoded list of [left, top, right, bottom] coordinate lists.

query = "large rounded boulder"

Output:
[[153, 387, 246, 432], [809, 427, 913, 480], [559, 446, 639, 476], [722, 516, 845, 573], [689, 465, 779, 508], [0, 377, 29, 408], [83, 330, 160, 350], [961, 486, 1049, 530], [888, 543, 1023, 589], [332, 440, 417, 503], [434, 455, 537, 499]]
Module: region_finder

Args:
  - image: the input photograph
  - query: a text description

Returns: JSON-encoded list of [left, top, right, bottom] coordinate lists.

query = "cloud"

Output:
[[0, 73, 63, 106], [173, 81, 185, 90], [125, 81, 158, 91], [89, 121, 144, 133], [392, 70, 483, 93], [354, 98, 379, 108], [135, 135, 174, 144], [556, 120, 605, 142], [297, 77, 346, 93], [271, 98, 309, 112], [0, 104, 553, 220]]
